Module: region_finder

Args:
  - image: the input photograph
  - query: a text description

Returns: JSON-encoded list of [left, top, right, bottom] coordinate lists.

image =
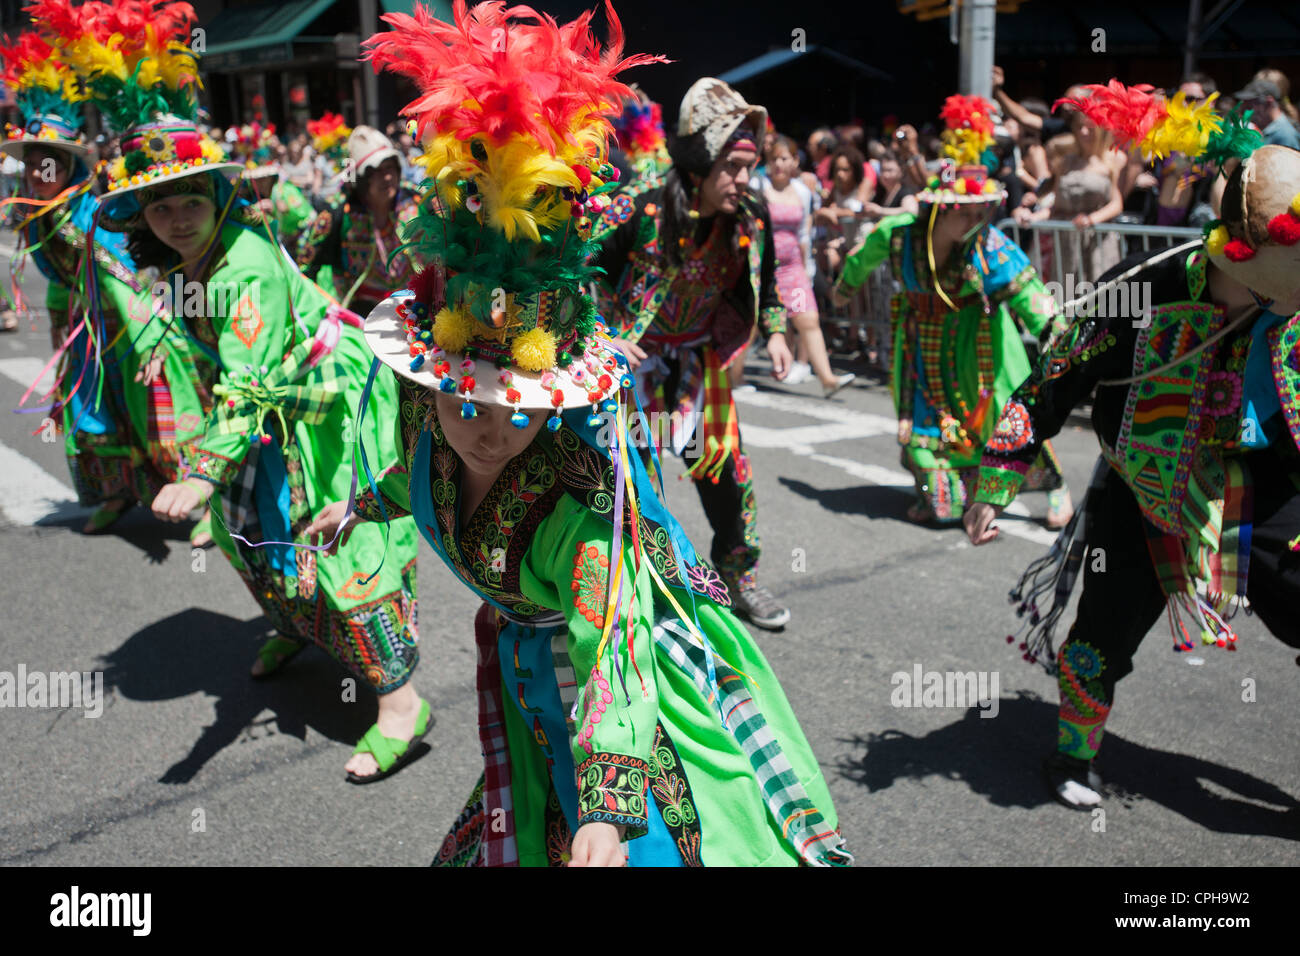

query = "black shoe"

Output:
[[1043, 752, 1103, 810]]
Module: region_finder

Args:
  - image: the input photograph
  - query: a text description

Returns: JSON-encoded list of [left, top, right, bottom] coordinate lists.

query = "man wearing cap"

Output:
[[592, 77, 795, 630], [1234, 78, 1300, 150], [297, 125, 424, 316]]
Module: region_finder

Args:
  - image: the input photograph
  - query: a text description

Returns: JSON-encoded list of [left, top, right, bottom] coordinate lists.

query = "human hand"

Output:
[[606, 337, 647, 371], [1012, 206, 1035, 227], [303, 500, 357, 556], [135, 355, 164, 385], [1135, 171, 1159, 190], [766, 333, 792, 380], [1072, 213, 1093, 231], [992, 65, 1005, 91], [963, 502, 1004, 545], [152, 478, 211, 523], [568, 822, 625, 867]]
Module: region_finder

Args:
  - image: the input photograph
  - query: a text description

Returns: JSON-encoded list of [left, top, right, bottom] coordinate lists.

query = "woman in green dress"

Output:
[[306, 0, 850, 866], [1, 22, 208, 536], [63, 0, 427, 781]]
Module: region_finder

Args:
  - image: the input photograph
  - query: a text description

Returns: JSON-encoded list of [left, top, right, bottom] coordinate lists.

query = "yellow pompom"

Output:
[[432, 306, 477, 354], [1290, 192, 1300, 217], [511, 327, 557, 372], [953, 179, 967, 195], [1205, 224, 1229, 257]]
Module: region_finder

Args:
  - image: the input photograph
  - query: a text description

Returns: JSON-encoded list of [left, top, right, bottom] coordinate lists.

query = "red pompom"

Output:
[[1223, 238, 1258, 262], [1266, 212, 1300, 246], [174, 137, 202, 161]]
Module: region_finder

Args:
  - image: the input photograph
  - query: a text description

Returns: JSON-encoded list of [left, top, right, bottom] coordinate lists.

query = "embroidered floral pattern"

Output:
[[575, 663, 614, 755], [648, 722, 703, 866], [571, 542, 610, 626], [576, 751, 649, 834], [1203, 371, 1242, 418], [986, 398, 1034, 454]]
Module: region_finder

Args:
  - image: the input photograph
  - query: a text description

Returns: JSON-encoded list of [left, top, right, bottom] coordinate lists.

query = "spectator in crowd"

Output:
[[893, 123, 928, 189], [1152, 73, 1220, 228], [760, 135, 853, 396], [806, 126, 837, 192], [862, 152, 917, 221], [1014, 104, 1125, 283], [814, 143, 869, 279], [1234, 73, 1300, 150]]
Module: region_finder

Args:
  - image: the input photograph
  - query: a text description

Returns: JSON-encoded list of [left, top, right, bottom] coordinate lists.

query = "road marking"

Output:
[[0, 355, 56, 396], [0, 442, 88, 525], [734, 387, 896, 428]]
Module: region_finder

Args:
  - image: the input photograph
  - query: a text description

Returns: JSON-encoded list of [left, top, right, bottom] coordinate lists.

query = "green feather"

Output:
[[1202, 109, 1264, 169]]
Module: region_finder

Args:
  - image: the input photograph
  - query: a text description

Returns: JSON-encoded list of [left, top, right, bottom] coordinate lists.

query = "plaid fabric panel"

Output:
[[652, 617, 851, 866], [222, 443, 262, 540], [474, 603, 519, 867]]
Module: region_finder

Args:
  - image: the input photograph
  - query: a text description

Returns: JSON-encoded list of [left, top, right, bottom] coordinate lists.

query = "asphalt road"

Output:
[[1, 244, 1296, 866]]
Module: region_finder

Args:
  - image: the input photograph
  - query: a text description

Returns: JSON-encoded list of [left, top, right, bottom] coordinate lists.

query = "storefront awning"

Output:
[[378, 0, 454, 15], [201, 0, 337, 68]]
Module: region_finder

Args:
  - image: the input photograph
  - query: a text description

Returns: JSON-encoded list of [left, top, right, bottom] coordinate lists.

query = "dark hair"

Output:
[[127, 228, 180, 271], [828, 144, 865, 189], [1182, 71, 1218, 96], [765, 134, 799, 162], [346, 156, 402, 206]]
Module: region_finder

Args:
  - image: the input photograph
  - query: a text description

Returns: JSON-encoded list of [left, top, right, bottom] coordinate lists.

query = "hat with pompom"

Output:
[[361, 0, 665, 429], [915, 94, 1006, 207], [0, 25, 91, 162], [31, 0, 243, 223]]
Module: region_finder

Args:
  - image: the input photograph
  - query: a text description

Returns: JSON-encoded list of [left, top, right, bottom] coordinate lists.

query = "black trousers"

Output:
[[1056, 449, 1300, 760]]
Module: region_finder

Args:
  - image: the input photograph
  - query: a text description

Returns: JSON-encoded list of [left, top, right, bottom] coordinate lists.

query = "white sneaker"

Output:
[[783, 361, 811, 385]]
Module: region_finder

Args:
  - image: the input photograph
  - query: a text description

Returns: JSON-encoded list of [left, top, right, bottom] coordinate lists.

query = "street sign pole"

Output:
[[959, 0, 997, 99]]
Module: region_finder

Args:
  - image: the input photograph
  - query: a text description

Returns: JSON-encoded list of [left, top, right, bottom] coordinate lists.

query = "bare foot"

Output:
[[344, 683, 424, 779]]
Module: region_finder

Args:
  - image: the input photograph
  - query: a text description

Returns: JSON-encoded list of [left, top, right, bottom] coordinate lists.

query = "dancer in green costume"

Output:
[[309, 0, 850, 866], [67, 0, 426, 783], [1, 16, 208, 537], [834, 94, 1072, 527]]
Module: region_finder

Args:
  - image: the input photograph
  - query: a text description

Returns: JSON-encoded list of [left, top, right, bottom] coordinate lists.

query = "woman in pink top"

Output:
[[763, 136, 853, 397]]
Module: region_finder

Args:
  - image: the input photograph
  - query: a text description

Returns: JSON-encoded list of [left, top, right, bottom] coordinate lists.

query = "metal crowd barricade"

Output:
[[817, 219, 896, 373], [993, 218, 1202, 295]]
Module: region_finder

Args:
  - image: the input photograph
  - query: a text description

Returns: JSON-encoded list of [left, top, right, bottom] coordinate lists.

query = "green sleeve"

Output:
[[837, 213, 911, 294], [183, 246, 297, 488], [992, 264, 1064, 342], [353, 379, 421, 521], [45, 281, 70, 326], [521, 495, 659, 839]]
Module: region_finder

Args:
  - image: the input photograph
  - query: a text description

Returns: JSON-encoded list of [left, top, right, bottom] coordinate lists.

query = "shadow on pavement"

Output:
[[778, 477, 915, 522], [834, 692, 1299, 838], [98, 608, 398, 785], [36, 508, 192, 565]]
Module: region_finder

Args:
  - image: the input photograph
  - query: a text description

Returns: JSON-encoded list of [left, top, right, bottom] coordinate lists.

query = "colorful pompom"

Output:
[[511, 326, 557, 372], [432, 306, 476, 354], [1223, 238, 1257, 262]]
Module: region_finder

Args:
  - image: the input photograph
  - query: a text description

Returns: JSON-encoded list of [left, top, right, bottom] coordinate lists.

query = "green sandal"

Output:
[[346, 699, 434, 785], [251, 635, 306, 679], [83, 499, 134, 535]]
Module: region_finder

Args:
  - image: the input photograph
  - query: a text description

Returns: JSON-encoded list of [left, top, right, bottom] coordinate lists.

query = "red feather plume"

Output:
[[1054, 79, 1168, 151], [939, 94, 995, 135], [363, 0, 667, 152]]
